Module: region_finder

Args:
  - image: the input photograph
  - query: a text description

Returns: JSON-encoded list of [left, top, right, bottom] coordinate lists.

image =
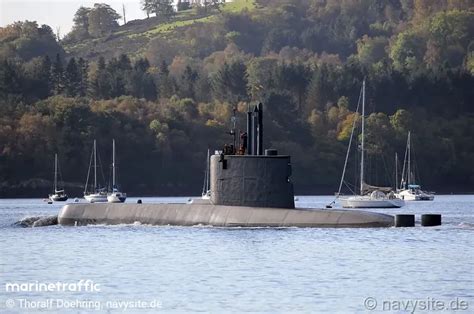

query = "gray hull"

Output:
[[58, 202, 394, 228]]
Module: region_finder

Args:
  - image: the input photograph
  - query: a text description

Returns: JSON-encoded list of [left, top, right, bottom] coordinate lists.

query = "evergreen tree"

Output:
[[128, 58, 157, 100], [211, 60, 248, 103], [89, 56, 110, 99], [65, 58, 81, 97], [34, 55, 52, 99], [157, 60, 175, 98], [159, 59, 169, 76], [117, 54, 132, 71], [77, 58, 89, 97], [0, 60, 22, 97], [51, 53, 65, 95], [305, 64, 332, 112], [106, 55, 131, 98], [181, 65, 198, 99], [142, 75, 157, 100], [135, 58, 150, 73]]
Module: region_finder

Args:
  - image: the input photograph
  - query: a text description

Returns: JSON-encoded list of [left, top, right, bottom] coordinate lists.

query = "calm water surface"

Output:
[[0, 195, 473, 312]]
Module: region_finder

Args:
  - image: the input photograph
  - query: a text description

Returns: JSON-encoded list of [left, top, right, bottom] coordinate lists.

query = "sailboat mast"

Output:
[[202, 148, 210, 194], [94, 139, 97, 191], [395, 153, 398, 191], [407, 131, 411, 185], [54, 153, 58, 192], [206, 148, 210, 191], [112, 139, 116, 187], [360, 79, 365, 195], [400, 133, 409, 189]]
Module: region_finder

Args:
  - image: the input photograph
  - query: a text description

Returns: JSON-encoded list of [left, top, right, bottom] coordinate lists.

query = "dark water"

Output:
[[1, 196, 473, 312]]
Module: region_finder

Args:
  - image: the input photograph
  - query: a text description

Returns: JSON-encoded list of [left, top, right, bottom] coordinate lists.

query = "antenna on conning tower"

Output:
[[246, 102, 263, 156], [223, 103, 264, 156], [231, 106, 237, 153], [223, 106, 238, 155]]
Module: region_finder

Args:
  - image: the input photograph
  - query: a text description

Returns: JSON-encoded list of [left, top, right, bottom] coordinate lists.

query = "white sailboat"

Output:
[[338, 80, 405, 208], [107, 139, 126, 203], [84, 140, 107, 203], [201, 148, 211, 200], [395, 132, 434, 201], [49, 153, 68, 202]]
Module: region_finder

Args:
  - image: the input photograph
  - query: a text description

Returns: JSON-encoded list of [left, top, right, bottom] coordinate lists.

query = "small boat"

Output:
[[395, 132, 434, 201], [397, 184, 434, 201], [340, 190, 405, 208], [201, 148, 211, 200], [49, 153, 68, 202], [107, 139, 126, 203], [84, 140, 107, 203], [337, 79, 404, 208]]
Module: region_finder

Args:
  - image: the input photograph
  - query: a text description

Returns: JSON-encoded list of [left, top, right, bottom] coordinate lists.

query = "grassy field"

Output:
[[222, 0, 256, 12], [145, 15, 215, 36], [144, 0, 256, 37], [64, 0, 257, 59]]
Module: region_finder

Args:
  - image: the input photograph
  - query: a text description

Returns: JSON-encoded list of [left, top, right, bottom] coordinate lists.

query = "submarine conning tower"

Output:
[[210, 103, 295, 209]]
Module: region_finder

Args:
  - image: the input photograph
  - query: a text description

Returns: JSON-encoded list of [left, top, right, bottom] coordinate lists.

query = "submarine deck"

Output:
[[58, 202, 394, 228]]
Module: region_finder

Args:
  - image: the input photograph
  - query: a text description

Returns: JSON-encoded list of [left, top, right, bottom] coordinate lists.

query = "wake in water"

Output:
[[14, 215, 58, 227], [458, 222, 474, 229]]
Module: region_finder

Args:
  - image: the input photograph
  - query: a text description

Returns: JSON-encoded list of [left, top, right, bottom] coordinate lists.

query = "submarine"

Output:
[[58, 103, 394, 228]]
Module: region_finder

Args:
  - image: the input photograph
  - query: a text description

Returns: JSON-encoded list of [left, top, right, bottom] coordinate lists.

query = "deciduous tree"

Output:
[[88, 3, 121, 38]]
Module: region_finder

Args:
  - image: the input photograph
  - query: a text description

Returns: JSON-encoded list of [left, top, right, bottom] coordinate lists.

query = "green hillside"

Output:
[[64, 0, 257, 61]]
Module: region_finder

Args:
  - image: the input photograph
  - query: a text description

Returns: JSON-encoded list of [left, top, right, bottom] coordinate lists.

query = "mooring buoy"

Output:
[[137, 199, 142, 204], [395, 214, 415, 227], [421, 214, 441, 227]]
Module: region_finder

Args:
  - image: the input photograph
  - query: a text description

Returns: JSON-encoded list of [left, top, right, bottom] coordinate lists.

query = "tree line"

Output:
[[0, 0, 473, 196]]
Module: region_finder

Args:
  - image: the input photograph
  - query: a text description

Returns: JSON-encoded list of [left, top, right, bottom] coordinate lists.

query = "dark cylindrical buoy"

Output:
[[421, 214, 441, 227], [137, 199, 142, 204], [395, 214, 415, 227]]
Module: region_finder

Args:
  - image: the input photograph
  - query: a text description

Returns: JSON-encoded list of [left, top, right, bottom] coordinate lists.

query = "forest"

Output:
[[0, 0, 473, 197]]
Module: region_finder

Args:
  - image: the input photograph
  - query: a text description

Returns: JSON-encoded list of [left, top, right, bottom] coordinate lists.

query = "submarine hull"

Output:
[[58, 203, 394, 228]]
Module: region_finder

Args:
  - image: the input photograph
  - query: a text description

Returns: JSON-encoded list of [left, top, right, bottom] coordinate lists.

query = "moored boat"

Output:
[[49, 153, 68, 202], [84, 140, 107, 203], [395, 132, 435, 201], [340, 192, 405, 208], [107, 139, 126, 203], [337, 80, 404, 208]]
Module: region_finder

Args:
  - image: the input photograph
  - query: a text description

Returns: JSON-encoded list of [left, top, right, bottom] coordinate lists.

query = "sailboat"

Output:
[[84, 140, 107, 203], [107, 139, 126, 203], [48, 153, 68, 202], [201, 148, 211, 199], [395, 132, 434, 201], [338, 80, 405, 208]]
